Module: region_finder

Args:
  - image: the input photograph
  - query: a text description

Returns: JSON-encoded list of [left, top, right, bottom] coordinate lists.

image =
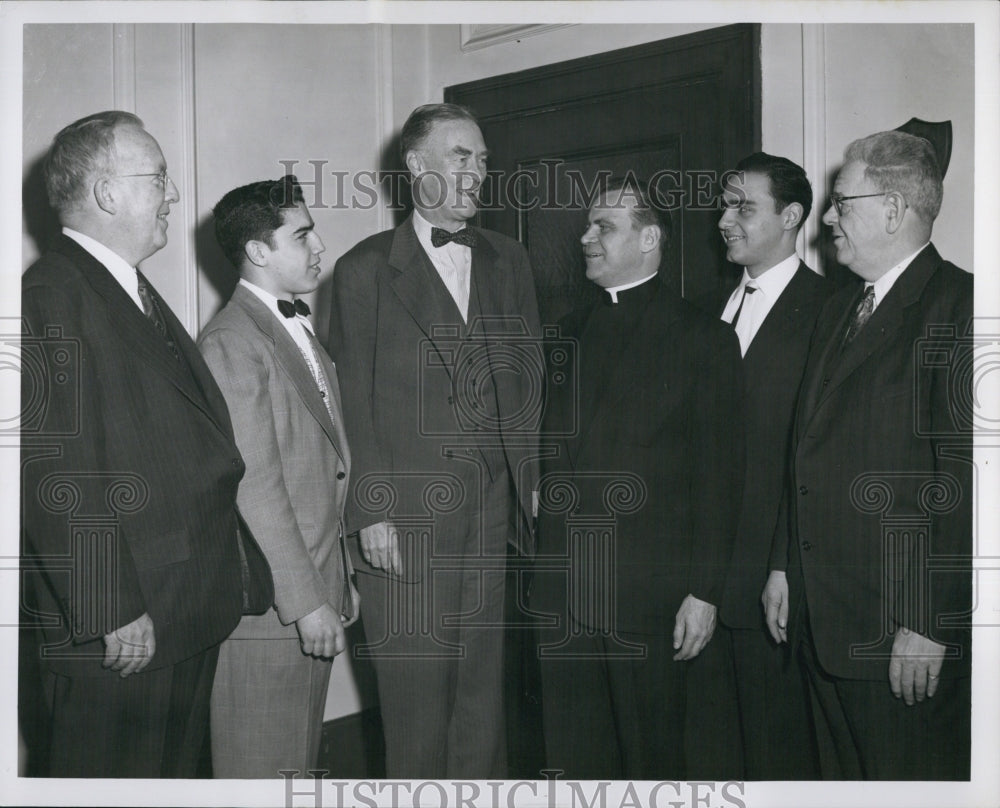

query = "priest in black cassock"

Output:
[[532, 176, 745, 780]]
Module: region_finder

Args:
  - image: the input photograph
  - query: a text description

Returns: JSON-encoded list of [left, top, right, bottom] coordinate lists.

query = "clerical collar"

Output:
[[604, 273, 658, 304]]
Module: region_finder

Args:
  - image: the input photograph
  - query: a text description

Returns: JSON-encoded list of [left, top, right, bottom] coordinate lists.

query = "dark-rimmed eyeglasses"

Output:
[[830, 192, 887, 216]]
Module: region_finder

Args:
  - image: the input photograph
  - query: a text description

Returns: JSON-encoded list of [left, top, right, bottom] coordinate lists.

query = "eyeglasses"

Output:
[[114, 170, 170, 190], [830, 192, 887, 216]]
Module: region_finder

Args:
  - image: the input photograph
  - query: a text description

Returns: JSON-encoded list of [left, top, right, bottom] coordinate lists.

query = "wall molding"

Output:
[[801, 23, 827, 273], [179, 24, 199, 334], [459, 24, 571, 53], [112, 23, 136, 112], [375, 25, 394, 235]]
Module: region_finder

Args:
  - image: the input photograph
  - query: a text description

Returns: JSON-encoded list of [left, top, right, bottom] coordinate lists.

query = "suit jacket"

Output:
[[20, 235, 272, 675], [772, 244, 973, 680], [326, 215, 542, 575], [718, 263, 833, 629], [198, 285, 354, 638], [535, 278, 745, 635]]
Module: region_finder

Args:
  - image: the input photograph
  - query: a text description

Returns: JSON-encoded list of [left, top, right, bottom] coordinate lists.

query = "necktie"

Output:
[[136, 271, 182, 362], [842, 285, 875, 347], [730, 283, 758, 330], [298, 325, 335, 426], [277, 298, 311, 318], [430, 227, 477, 248]]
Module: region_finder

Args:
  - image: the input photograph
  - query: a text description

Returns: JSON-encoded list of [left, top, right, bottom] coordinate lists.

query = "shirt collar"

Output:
[[741, 253, 800, 298], [239, 278, 314, 333], [869, 242, 929, 307], [605, 273, 658, 303], [412, 209, 468, 250], [62, 226, 143, 309]]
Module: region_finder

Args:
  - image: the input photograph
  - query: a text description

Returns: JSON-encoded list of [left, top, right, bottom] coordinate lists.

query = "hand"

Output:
[[360, 521, 401, 576], [762, 570, 789, 644], [672, 594, 716, 661], [889, 626, 946, 705], [341, 581, 362, 628], [295, 602, 346, 659], [103, 612, 155, 677]]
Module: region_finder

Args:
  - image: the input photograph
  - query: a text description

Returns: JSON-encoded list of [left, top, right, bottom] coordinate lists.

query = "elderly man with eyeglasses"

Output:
[[763, 130, 973, 780], [20, 110, 272, 778]]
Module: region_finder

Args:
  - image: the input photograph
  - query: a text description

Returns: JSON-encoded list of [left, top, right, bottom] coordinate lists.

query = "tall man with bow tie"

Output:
[[763, 131, 973, 779], [199, 176, 358, 778], [20, 110, 272, 777], [327, 103, 542, 778], [532, 176, 744, 779]]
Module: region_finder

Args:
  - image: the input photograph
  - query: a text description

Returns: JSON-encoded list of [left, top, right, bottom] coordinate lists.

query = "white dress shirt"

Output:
[[239, 279, 322, 367], [412, 209, 472, 322], [63, 227, 144, 311], [721, 253, 800, 356]]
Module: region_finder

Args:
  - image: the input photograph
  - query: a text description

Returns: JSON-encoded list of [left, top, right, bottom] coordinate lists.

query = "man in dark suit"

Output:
[[714, 153, 832, 779], [532, 176, 744, 779], [20, 110, 272, 777], [327, 103, 542, 778], [199, 177, 358, 777], [764, 131, 972, 779]]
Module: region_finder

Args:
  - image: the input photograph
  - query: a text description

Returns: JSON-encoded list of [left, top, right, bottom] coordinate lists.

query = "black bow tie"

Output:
[[277, 298, 310, 318], [430, 227, 477, 249]]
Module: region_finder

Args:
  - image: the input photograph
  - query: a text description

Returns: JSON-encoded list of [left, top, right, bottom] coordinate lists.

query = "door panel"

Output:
[[447, 24, 760, 325]]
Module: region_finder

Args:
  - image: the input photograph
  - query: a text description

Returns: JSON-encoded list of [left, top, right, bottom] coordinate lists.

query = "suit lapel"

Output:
[[58, 236, 230, 434], [809, 245, 941, 415], [232, 286, 347, 464], [388, 216, 463, 339], [742, 263, 813, 366]]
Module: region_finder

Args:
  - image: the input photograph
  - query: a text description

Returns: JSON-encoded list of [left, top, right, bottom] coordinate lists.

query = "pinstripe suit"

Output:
[[20, 235, 273, 777], [199, 284, 354, 778]]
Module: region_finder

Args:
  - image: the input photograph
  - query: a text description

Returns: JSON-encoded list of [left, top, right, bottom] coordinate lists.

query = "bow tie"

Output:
[[277, 298, 311, 318], [430, 227, 477, 249]]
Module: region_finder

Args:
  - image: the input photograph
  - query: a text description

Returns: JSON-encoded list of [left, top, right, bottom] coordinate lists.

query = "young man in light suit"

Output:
[[199, 176, 358, 778]]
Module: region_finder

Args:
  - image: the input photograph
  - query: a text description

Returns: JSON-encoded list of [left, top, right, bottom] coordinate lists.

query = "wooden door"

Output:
[[447, 24, 760, 326]]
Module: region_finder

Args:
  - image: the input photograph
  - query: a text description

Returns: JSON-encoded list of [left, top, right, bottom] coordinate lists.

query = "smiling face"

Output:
[[821, 159, 888, 281], [110, 125, 179, 264], [408, 118, 488, 229], [254, 201, 325, 298], [581, 189, 657, 288], [718, 171, 798, 278]]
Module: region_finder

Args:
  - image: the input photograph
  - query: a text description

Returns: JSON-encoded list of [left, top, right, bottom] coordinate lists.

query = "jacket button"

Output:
[[799, 485, 808, 495], [337, 471, 346, 480], [447, 396, 454, 405], [232, 459, 241, 467], [822, 378, 830, 387], [801, 541, 812, 551], [444, 449, 453, 459]]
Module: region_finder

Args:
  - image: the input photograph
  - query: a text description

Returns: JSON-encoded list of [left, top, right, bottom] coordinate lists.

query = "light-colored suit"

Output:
[[198, 283, 353, 778]]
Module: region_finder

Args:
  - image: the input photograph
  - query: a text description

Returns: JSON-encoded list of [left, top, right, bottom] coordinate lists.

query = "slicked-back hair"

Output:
[[732, 152, 813, 225], [399, 103, 479, 164], [213, 175, 305, 271], [44, 110, 144, 216], [601, 174, 673, 253], [844, 131, 943, 223]]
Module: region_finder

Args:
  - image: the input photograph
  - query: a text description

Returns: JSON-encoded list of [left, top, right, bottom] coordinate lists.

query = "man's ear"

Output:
[[884, 191, 907, 234], [781, 202, 804, 231], [93, 178, 116, 215], [244, 239, 269, 268], [404, 149, 424, 177], [639, 224, 662, 254]]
